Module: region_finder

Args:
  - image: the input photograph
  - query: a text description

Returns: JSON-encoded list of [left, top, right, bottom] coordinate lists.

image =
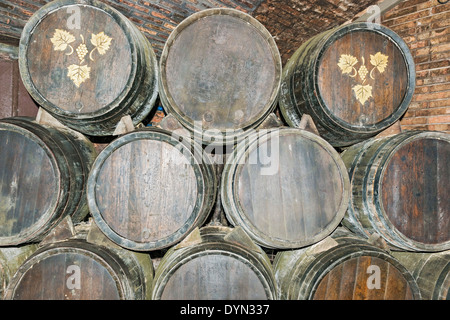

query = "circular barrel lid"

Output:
[[0, 123, 62, 245], [87, 128, 215, 251], [316, 23, 414, 130], [380, 132, 450, 251], [160, 8, 282, 144], [19, 0, 140, 119]]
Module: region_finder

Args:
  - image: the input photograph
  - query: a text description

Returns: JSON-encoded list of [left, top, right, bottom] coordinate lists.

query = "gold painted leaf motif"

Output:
[[50, 29, 75, 51], [337, 54, 358, 75], [90, 32, 112, 55], [67, 64, 91, 87], [353, 84, 373, 105], [370, 52, 389, 74]]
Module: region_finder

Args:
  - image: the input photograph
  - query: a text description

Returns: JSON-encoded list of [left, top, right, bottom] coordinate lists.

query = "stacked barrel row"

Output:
[[0, 0, 448, 300]]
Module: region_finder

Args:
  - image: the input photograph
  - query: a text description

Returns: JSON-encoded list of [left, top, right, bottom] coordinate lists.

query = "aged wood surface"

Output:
[[392, 251, 450, 300], [87, 128, 217, 251], [0, 118, 96, 245], [159, 8, 281, 145], [274, 228, 421, 300], [221, 127, 349, 249], [3, 239, 153, 300], [152, 226, 276, 300], [279, 22, 415, 147], [0, 244, 38, 299], [341, 131, 450, 251], [19, 0, 158, 136]]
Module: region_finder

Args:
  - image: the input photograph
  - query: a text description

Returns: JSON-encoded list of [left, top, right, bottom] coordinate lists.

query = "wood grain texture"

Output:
[[159, 8, 281, 145], [0, 244, 38, 299], [341, 130, 450, 251], [0, 118, 96, 245], [87, 128, 217, 251], [19, 0, 158, 136], [221, 127, 349, 249], [279, 22, 415, 147], [392, 251, 450, 300], [274, 229, 421, 300], [3, 240, 153, 300], [151, 226, 276, 300]]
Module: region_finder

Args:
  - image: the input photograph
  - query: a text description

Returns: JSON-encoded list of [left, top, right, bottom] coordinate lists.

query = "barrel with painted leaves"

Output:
[[19, 0, 159, 136], [279, 22, 415, 147]]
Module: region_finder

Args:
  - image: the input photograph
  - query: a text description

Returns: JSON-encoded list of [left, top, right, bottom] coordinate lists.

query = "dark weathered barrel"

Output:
[[0, 117, 96, 246], [159, 8, 281, 145], [341, 130, 450, 252], [3, 239, 153, 300], [19, 0, 159, 136], [0, 244, 38, 298], [279, 22, 415, 147], [151, 226, 277, 300], [392, 251, 449, 300], [274, 228, 421, 300], [87, 127, 217, 251], [221, 127, 349, 249]]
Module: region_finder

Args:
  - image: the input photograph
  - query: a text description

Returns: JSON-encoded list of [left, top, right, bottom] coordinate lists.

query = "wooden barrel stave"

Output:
[[341, 130, 450, 252], [0, 118, 96, 245], [159, 8, 281, 145], [0, 244, 38, 298], [221, 127, 350, 249], [19, 0, 159, 136], [151, 226, 277, 300], [87, 127, 217, 251], [279, 22, 415, 147], [392, 251, 450, 300], [3, 239, 153, 300], [274, 228, 421, 300]]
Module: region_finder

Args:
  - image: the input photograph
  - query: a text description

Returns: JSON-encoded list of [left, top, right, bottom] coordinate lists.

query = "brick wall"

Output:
[[381, 0, 450, 133]]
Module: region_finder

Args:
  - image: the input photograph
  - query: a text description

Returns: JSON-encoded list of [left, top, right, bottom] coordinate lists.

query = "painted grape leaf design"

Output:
[[337, 54, 358, 74], [50, 29, 75, 51], [90, 32, 112, 55], [67, 64, 91, 87], [370, 52, 389, 74], [353, 84, 373, 105]]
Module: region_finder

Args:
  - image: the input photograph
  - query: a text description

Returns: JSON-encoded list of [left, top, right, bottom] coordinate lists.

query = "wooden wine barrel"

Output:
[[392, 251, 449, 300], [279, 22, 415, 147], [159, 8, 282, 145], [221, 127, 350, 249], [87, 127, 217, 251], [151, 226, 277, 300], [0, 244, 38, 298], [0, 117, 96, 246], [3, 239, 153, 300], [274, 228, 421, 300], [19, 0, 159, 136], [341, 130, 450, 252]]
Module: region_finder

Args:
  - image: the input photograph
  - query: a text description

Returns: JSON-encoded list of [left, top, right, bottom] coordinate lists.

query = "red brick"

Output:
[[428, 115, 450, 123], [413, 90, 450, 101], [427, 124, 450, 131]]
